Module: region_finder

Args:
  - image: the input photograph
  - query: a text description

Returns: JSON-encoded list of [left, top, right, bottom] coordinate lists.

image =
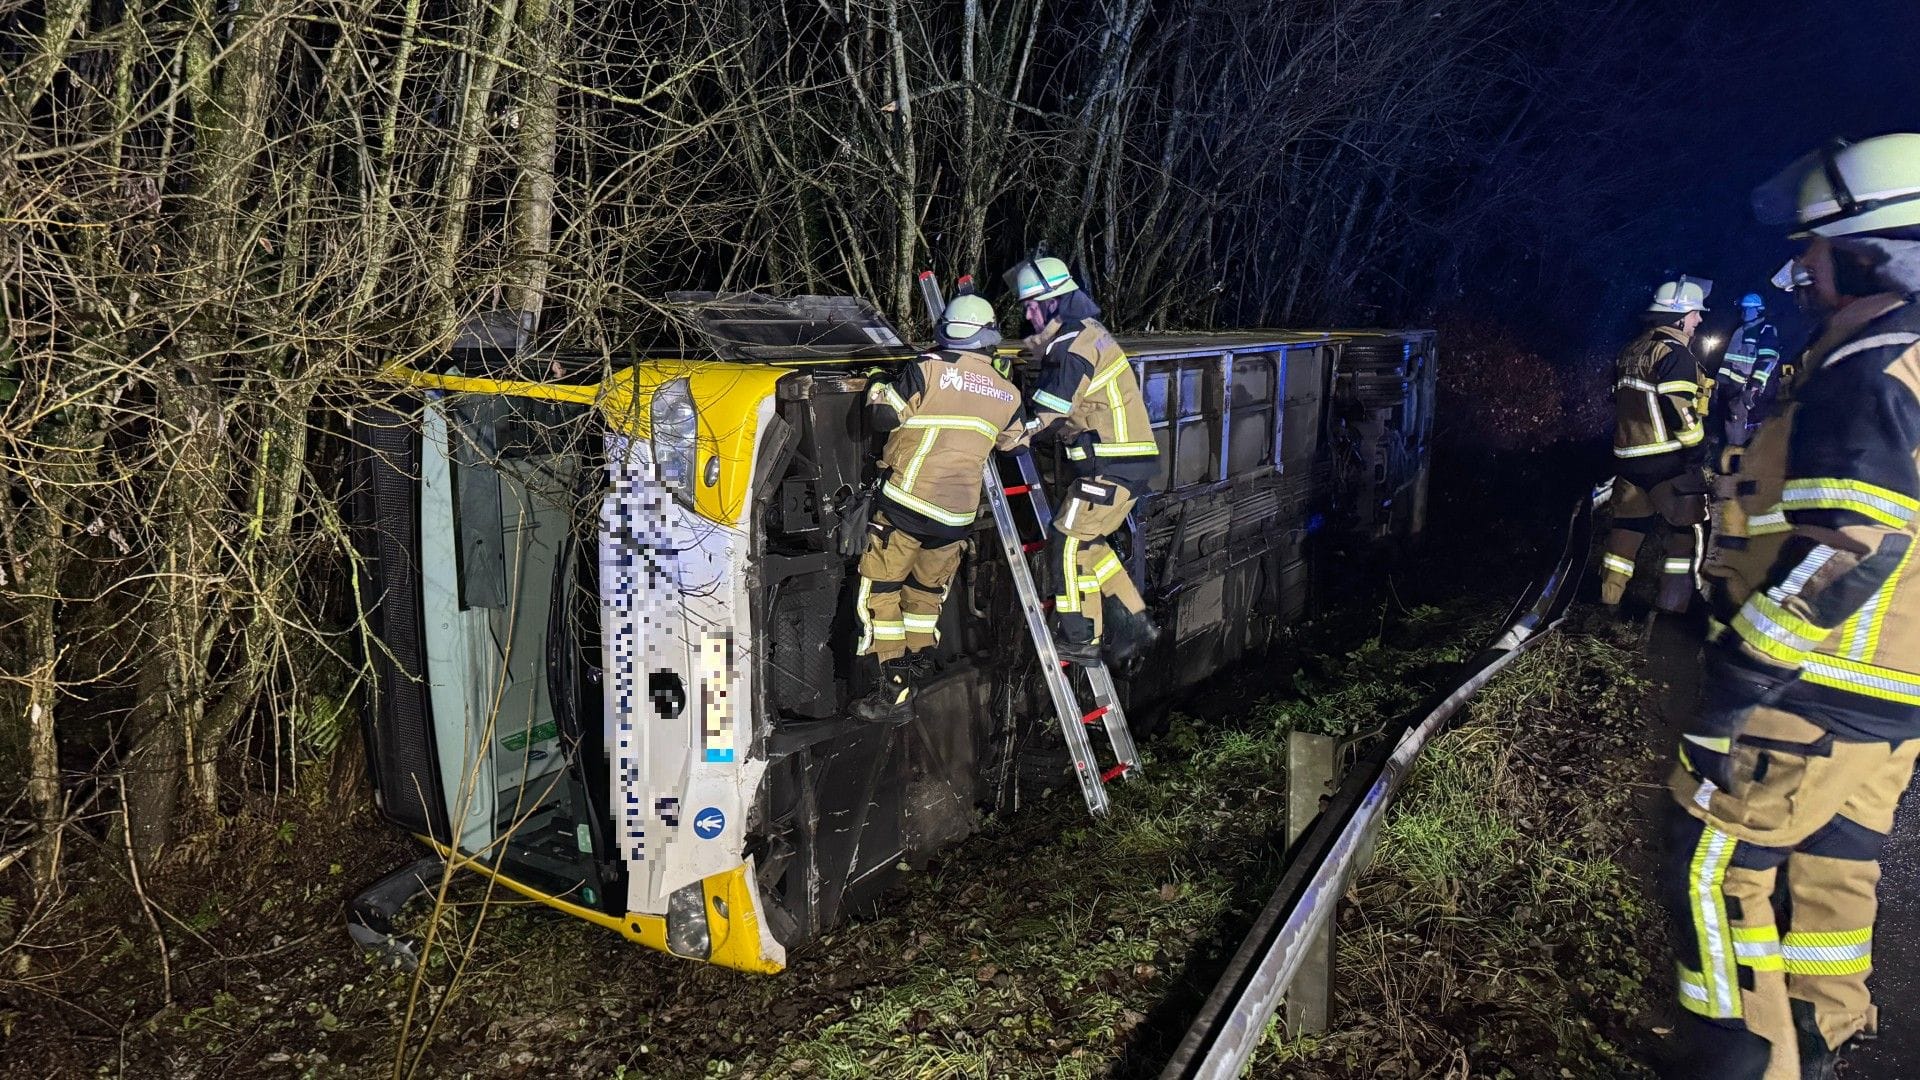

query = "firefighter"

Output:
[[1704, 276, 1809, 609], [1662, 133, 1920, 1080], [1600, 275, 1712, 614], [1711, 293, 1785, 448], [852, 293, 1028, 721], [1003, 255, 1162, 665]]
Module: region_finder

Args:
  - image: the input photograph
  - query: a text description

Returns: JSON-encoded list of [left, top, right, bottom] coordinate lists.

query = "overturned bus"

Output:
[[349, 294, 1436, 972]]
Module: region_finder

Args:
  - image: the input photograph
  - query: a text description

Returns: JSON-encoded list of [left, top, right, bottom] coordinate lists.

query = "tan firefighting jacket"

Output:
[[867, 348, 1026, 535], [1708, 294, 1920, 741], [1026, 316, 1160, 492], [1613, 324, 1706, 463]]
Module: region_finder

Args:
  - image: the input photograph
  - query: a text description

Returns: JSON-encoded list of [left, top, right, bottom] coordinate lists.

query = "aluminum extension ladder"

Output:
[[981, 447, 1142, 816]]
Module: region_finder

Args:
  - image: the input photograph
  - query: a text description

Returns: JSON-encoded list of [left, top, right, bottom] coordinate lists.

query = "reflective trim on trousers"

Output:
[[1782, 928, 1872, 976], [1732, 925, 1784, 973], [1057, 535, 1083, 613], [855, 578, 874, 652], [1687, 822, 1743, 1019]]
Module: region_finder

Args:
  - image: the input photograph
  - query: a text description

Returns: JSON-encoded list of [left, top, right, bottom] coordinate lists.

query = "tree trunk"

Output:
[[427, 0, 524, 341], [156, 0, 291, 824], [123, 734, 182, 870], [21, 594, 61, 893], [884, 0, 918, 323], [5, 0, 88, 123], [507, 0, 564, 338]]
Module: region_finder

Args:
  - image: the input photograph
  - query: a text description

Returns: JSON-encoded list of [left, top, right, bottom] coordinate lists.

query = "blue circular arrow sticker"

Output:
[[692, 806, 726, 840]]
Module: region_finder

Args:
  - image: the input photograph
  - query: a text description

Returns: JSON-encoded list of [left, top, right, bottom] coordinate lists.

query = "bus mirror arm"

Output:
[[346, 854, 445, 972]]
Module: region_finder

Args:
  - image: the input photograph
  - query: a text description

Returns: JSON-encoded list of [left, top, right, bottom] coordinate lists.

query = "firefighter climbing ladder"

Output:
[[918, 266, 1139, 814], [982, 448, 1142, 816]]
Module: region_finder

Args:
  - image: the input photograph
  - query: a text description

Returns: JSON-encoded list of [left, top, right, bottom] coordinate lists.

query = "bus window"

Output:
[[1227, 354, 1277, 475], [1173, 358, 1221, 488], [1144, 366, 1170, 424], [1144, 367, 1173, 492]]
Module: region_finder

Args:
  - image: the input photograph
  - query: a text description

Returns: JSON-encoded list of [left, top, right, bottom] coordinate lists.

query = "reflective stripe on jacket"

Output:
[[1026, 316, 1161, 492], [868, 349, 1026, 537], [1614, 325, 1706, 461], [1719, 320, 1779, 382], [1712, 295, 1920, 740]]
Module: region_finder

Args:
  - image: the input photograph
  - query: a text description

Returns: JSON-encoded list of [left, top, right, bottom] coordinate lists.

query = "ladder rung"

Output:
[[985, 450, 1135, 817]]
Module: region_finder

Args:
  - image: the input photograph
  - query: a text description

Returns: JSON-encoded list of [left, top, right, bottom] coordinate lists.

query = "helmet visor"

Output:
[[1002, 259, 1043, 299], [1753, 146, 1831, 228], [1749, 139, 1920, 236], [1770, 258, 1811, 292]]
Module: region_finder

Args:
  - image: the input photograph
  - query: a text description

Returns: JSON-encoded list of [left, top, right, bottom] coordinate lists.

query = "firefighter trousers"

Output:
[[1662, 704, 1920, 1079], [1602, 472, 1706, 611], [1049, 476, 1145, 645], [855, 513, 964, 661]]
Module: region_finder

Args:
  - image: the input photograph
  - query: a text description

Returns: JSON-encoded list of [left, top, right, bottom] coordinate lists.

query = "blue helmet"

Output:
[[1741, 292, 1764, 312]]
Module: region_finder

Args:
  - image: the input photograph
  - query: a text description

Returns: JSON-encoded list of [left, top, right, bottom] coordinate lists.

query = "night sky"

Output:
[[1624, 0, 1920, 351]]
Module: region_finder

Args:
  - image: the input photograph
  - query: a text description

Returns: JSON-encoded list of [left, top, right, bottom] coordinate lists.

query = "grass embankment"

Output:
[[1266, 617, 1663, 1079], [6, 607, 1665, 1079], [735, 611, 1665, 1080]]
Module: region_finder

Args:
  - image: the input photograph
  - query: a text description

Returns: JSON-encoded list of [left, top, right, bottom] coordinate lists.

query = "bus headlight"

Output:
[[651, 378, 698, 496]]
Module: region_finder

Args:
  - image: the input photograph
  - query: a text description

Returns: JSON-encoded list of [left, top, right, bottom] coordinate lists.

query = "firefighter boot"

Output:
[[1793, 1000, 1840, 1080], [1655, 570, 1695, 614], [853, 655, 919, 722], [1053, 612, 1104, 666], [1102, 596, 1161, 664]]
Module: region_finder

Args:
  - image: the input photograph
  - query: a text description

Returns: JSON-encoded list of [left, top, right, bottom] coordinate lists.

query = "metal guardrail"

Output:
[[1159, 485, 1605, 1079]]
